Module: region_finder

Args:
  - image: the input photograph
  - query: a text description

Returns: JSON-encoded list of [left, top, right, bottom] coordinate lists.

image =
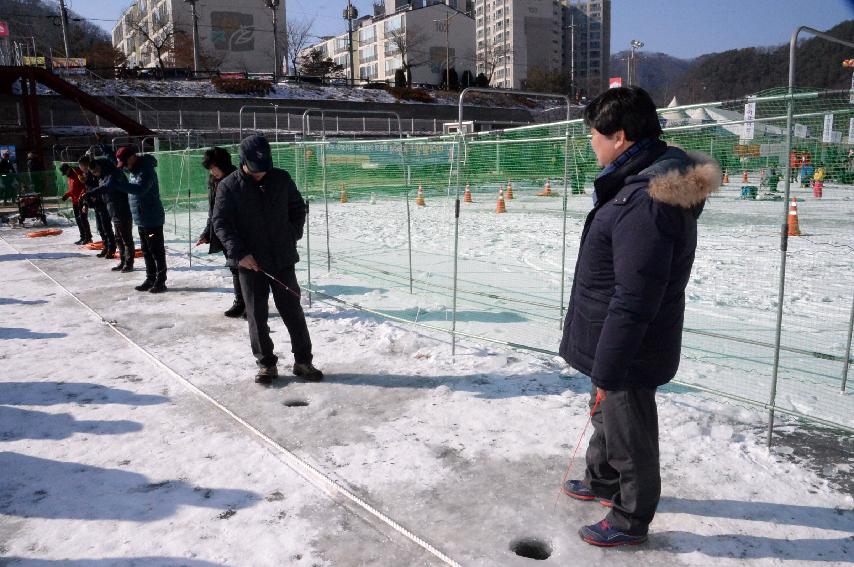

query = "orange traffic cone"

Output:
[[787, 198, 801, 236], [416, 184, 426, 206], [496, 189, 507, 213], [505, 180, 514, 200], [537, 178, 552, 196], [339, 183, 348, 203], [742, 171, 748, 183], [723, 171, 730, 184], [464, 184, 473, 203]]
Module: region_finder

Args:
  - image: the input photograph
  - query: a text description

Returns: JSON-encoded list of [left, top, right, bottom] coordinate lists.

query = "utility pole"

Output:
[[434, 8, 469, 90], [58, 0, 70, 59], [265, 0, 281, 82], [568, 11, 575, 101], [183, 0, 201, 74], [344, 1, 357, 86]]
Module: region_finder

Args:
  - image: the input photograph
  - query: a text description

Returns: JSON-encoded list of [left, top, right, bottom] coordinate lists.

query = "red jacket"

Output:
[[63, 167, 86, 205]]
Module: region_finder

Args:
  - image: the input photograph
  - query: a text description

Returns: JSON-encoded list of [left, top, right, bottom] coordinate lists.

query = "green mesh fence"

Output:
[[147, 88, 853, 434]]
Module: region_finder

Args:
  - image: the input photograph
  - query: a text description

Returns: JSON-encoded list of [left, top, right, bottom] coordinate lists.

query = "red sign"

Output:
[[0, 21, 9, 38], [609, 77, 622, 89]]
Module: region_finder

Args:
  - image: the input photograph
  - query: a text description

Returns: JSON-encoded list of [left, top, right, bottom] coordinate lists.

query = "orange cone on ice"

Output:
[[464, 184, 473, 203], [723, 171, 729, 184], [742, 170, 749, 183], [787, 198, 801, 236], [416, 184, 426, 206], [537, 178, 552, 196], [339, 183, 348, 203], [496, 189, 507, 213], [505, 180, 514, 200]]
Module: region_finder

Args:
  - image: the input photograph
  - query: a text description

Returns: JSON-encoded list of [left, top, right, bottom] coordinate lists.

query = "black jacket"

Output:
[[199, 164, 237, 255], [91, 162, 133, 223], [559, 141, 720, 390], [212, 167, 307, 270]]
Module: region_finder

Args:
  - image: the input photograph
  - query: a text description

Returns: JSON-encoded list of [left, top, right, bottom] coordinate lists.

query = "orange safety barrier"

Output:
[[26, 229, 63, 238]]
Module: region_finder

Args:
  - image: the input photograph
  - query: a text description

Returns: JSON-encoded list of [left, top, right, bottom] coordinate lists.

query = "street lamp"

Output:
[[265, 0, 281, 83], [629, 39, 644, 85], [183, 0, 201, 74]]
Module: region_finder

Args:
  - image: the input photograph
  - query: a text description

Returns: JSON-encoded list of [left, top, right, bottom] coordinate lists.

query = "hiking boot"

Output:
[[563, 480, 613, 508], [121, 262, 134, 273], [148, 283, 167, 294], [293, 362, 323, 382], [224, 300, 245, 318], [578, 519, 648, 547], [255, 366, 278, 385], [135, 279, 154, 292], [96, 249, 108, 258]]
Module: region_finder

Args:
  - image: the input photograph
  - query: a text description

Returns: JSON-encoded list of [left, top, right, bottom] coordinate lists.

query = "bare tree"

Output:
[[126, 8, 180, 71], [477, 39, 510, 84], [286, 17, 315, 76], [385, 28, 427, 87]]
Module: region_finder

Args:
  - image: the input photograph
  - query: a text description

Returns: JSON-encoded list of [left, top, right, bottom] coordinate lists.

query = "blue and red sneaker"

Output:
[[562, 480, 613, 507], [579, 519, 648, 547]]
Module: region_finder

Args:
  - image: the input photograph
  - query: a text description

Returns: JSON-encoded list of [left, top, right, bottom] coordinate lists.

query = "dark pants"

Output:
[[584, 385, 660, 535], [240, 267, 312, 368], [138, 225, 167, 284], [72, 201, 92, 241], [230, 266, 243, 303], [113, 218, 135, 266], [93, 200, 115, 250]]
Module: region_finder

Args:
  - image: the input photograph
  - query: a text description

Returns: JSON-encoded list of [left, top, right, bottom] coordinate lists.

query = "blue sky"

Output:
[[69, 0, 854, 59]]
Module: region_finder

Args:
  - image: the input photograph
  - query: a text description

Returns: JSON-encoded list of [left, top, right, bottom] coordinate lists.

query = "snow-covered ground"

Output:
[[1, 194, 852, 565]]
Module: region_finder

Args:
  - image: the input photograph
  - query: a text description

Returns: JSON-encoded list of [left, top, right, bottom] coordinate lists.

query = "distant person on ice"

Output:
[[559, 86, 719, 547], [59, 163, 92, 245], [104, 146, 168, 293], [91, 157, 136, 273], [212, 134, 323, 385], [0, 150, 17, 205], [196, 147, 242, 318]]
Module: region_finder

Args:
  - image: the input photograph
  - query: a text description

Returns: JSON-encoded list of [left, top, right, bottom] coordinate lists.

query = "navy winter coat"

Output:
[[89, 161, 132, 223], [211, 167, 307, 271], [104, 154, 166, 228], [559, 140, 720, 390]]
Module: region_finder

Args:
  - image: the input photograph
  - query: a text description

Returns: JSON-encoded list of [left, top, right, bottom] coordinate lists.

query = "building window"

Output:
[[360, 44, 378, 63], [358, 26, 376, 44], [384, 15, 403, 35]]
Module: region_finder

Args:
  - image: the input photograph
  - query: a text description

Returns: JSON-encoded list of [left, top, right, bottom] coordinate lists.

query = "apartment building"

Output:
[[112, 0, 285, 74], [474, 0, 609, 96], [302, 2, 475, 86]]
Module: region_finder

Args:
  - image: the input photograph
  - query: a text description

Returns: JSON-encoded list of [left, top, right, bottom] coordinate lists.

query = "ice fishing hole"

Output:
[[283, 399, 310, 408], [510, 537, 552, 561]]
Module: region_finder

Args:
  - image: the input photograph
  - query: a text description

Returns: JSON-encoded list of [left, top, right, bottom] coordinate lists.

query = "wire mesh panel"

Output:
[[148, 88, 854, 432]]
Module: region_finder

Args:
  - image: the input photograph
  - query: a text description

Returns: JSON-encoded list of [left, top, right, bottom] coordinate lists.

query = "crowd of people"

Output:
[[45, 86, 718, 548]]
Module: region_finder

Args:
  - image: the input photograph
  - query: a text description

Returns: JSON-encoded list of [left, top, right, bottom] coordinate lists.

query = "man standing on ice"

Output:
[[559, 87, 719, 546], [212, 135, 323, 385]]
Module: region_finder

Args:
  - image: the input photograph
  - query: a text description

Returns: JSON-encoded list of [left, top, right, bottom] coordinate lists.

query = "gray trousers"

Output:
[[584, 385, 661, 535]]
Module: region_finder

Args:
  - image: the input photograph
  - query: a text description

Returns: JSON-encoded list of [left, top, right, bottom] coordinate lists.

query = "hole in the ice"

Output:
[[510, 537, 552, 561], [283, 399, 309, 408]]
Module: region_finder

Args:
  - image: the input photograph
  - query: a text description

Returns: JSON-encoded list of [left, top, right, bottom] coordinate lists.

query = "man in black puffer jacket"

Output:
[[212, 135, 323, 385], [559, 87, 720, 547], [90, 157, 136, 273]]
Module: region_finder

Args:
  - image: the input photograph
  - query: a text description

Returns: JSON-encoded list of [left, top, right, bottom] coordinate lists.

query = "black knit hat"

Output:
[[239, 134, 273, 173]]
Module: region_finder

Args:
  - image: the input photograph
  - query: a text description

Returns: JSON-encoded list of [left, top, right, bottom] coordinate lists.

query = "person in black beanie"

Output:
[[196, 147, 242, 318], [90, 157, 136, 273], [212, 134, 322, 385]]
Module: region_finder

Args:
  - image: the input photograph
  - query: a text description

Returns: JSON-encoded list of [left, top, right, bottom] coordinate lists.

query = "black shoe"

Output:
[[224, 301, 245, 318], [80, 238, 92, 245], [111, 263, 125, 272], [96, 249, 107, 258], [121, 263, 134, 273], [74, 239, 84, 245], [293, 363, 323, 382], [255, 366, 278, 385], [149, 283, 167, 294], [135, 279, 154, 292], [104, 248, 116, 259]]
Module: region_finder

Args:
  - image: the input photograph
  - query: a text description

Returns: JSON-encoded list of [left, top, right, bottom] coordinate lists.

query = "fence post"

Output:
[[411, 118, 415, 133], [178, 109, 183, 129], [842, 293, 854, 392], [433, 118, 437, 132], [363, 117, 366, 132], [559, 133, 571, 329], [450, 134, 465, 360], [253, 112, 257, 131], [217, 110, 221, 132], [336, 115, 340, 134], [187, 150, 192, 268], [321, 143, 331, 271], [306, 199, 312, 307], [388, 117, 391, 134], [496, 133, 501, 174], [288, 113, 292, 131], [405, 190, 413, 294]]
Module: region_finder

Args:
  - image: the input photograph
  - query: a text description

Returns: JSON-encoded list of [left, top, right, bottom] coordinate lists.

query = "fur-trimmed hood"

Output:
[[638, 147, 721, 209]]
